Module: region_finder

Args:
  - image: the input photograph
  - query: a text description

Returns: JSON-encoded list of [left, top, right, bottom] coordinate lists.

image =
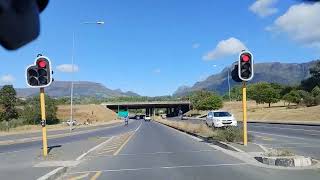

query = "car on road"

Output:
[[133, 115, 140, 120], [66, 120, 77, 126], [144, 115, 151, 121], [205, 111, 237, 128]]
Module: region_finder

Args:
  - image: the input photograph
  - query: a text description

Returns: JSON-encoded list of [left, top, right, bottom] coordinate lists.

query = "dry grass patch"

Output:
[[222, 101, 320, 122], [57, 104, 117, 123]]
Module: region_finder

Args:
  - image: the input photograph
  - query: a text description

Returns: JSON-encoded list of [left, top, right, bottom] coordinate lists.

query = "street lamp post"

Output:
[[70, 21, 104, 132]]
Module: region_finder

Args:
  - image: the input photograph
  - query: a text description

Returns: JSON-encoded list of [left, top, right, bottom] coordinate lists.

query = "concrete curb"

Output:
[[254, 156, 313, 167], [37, 167, 67, 180]]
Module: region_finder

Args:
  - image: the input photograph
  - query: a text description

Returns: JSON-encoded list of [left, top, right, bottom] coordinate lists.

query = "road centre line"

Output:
[[67, 172, 89, 180], [66, 162, 249, 175]]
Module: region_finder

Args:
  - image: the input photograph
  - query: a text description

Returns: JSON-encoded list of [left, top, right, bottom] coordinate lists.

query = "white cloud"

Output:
[[249, 0, 278, 17], [0, 74, 15, 85], [56, 64, 79, 73], [269, 3, 320, 48], [202, 37, 247, 61], [192, 43, 200, 49], [153, 69, 161, 73]]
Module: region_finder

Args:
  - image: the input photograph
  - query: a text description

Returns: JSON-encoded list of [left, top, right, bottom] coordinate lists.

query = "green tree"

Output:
[[301, 61, 320, 91], [311, 86, 320, 97], [229, 86, 242, 101], [282, 90, 300, 106], [297, 90, 315, 107], [249, 82, 281, 107], [0, 85, 18, 122], [22, 95, 58, 125], [190, 91, 223, 110]]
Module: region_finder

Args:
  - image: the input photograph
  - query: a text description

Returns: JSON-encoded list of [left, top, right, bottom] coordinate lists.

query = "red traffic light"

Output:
[[242, 55, 250, 62], [38, 60, 47, 68]]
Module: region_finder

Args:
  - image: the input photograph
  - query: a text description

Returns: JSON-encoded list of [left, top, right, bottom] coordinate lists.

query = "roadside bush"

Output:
[[211, 127, 253, 143], [297, 90, 315, 107], [215, 127, 242, 142], [21, 95, 59, 125], [0, 118, 26, 131], [314, 95, 320, 105]]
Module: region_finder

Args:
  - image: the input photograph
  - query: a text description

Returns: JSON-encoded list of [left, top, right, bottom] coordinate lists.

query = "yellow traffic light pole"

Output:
[[242, 81, 248, 146], [40, 88, 48, 156]]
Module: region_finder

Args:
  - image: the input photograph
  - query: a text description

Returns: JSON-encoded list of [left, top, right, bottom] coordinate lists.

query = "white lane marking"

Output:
[[0, 148, 30, 155], [76, 136, 114, 161], [258, 142, 310, 146], [250, 125, 320, 134], [87, 149, 218, 158], [66, 162, 248, 174], [37, 167, 66, 180], [248, 131, 311, 140], [135, 121, 142, 132], [264, 144, 320, 149]]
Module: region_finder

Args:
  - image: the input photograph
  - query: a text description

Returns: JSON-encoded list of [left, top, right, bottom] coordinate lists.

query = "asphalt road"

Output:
[[64, 121, 320, 180], [169, 117, 320, 159], [0, 120, 138, 154]]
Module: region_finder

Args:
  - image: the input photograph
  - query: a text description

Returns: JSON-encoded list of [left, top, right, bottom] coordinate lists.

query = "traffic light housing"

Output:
[[26, 56, 53, 88], [231, 63, 242, 82], [238, 51, 254, 81]]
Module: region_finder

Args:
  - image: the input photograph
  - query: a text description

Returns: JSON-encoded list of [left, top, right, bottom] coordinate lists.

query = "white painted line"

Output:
[[34, 160, 80, 167], [66, 163, 248, 174], [76, 136, 114, 161], [250, 125, 320, 134], [249, 131, 309, 140], [37, 167, 66, 180], [135, 121, 142, 132], [259, 142, 310, 146]]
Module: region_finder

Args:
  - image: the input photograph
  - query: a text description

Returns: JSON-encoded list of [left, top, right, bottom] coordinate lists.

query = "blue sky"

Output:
[[0, 0, 319, 96]]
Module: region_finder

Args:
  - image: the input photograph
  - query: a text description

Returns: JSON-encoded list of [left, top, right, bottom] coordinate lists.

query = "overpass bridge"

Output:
[[101, 101, 191, 117]]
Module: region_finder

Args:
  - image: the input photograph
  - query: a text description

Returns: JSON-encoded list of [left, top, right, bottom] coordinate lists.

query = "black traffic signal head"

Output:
[[231, 63, 242, 82], [238, 51, 254, 81], [26, 56, 53, 88]]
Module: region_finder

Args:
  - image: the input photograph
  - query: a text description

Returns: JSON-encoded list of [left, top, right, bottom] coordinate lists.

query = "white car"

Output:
[[66, 120, 77, 126], [144, 115, 151, 121], [205, 111, 237, 128]]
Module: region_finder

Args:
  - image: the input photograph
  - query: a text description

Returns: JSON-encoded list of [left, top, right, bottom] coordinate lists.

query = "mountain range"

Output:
[[173, 60, 319, 96], [15, 81, 139, 98]]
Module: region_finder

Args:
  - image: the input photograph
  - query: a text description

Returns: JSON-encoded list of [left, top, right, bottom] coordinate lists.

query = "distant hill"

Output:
[[174, 60, 319, 96], [14, 81, 140, 98]]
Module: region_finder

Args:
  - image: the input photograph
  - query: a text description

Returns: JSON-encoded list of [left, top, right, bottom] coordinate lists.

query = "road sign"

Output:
[[118, 110, 129, 118]]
